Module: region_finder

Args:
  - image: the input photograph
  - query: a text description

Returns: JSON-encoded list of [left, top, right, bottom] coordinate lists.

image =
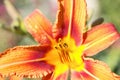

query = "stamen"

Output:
[[54, 38, 71, 64], [60, 50, 71, 64], [55, 46, 58, 49], [62, 51, 68, 63], [63, 43, 68, 48], [59, 44, 62, 48], [66, 52, 71, 63], [58, 38, 62, 42], [58, 52, 64, 63]]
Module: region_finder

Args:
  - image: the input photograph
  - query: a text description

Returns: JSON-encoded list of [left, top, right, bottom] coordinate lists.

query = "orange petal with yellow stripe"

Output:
[[50, 58, 119, 80], [83, 23, 120, 56], [53, 0, 87, 45], [25, 9, 53, 45], [83, 58, 119, 80], [0, 45, 53, 78], [54, 58, 119, 80]]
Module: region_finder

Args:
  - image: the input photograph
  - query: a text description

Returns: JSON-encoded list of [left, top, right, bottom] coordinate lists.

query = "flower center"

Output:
[[44, 38, 85, 78], [54, 38, 84, 69], [45, 38, 85, 73]]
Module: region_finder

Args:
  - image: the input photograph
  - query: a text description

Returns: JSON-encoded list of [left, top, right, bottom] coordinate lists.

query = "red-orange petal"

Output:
[[65, 58, 119, 80], [42, 73, 53, 80], [53, 58, 120, 80], [52, 68, 96, 80], [71, 70, 94, 80], [0, 45, 54, 78], [55, 71, 69, 80], [25, 9, 53, 45], [53, 0, 87, 45], [83, 23, 120, 56], [83, 58, 119, 80]]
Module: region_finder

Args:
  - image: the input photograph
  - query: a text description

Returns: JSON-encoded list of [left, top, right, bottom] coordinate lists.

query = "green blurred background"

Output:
[[0, 0, 120, 80]]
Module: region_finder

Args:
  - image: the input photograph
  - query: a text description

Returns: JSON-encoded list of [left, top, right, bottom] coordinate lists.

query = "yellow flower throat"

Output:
[[45, 38, 85, 78], [46, 38, 85, 70]]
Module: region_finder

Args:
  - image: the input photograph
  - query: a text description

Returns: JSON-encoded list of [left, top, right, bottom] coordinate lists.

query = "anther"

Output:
[[58, 38, 62, 42], [63, 43, 68, 48], [55, 46, 58, 49], [59, 44, 62, 48]]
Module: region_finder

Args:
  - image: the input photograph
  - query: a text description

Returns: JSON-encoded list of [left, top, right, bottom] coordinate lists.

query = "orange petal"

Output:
[[53, 69, 95, 80], [43, 58, 120, 80], [71, 70, 94, 80], [83, 58, 119, 80], [9, 76, 23, 80], [0, 45, 54, 78], [0, 76, 4, 80], [53, 0, 87, 45], [56, 72, 69, 80], [83, 23, 120, 56], [69, 58, 119, 80], [25, 9, 53, 45]]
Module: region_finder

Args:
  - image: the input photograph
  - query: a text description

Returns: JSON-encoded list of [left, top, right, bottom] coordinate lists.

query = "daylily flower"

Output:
[[0, 0, 120, 80]]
